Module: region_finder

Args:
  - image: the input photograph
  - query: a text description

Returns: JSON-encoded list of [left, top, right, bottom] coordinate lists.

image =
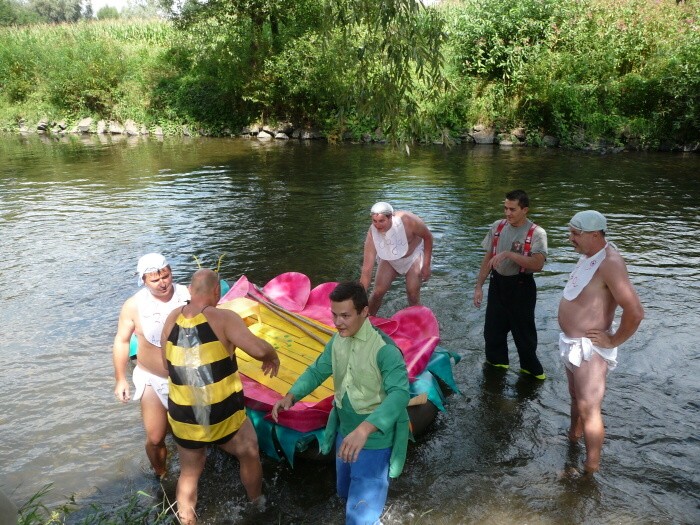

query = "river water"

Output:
[[0, 135, 698, 524]]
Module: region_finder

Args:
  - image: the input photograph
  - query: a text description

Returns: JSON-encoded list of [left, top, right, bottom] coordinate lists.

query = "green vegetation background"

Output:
[[1, 0, 698, 149]]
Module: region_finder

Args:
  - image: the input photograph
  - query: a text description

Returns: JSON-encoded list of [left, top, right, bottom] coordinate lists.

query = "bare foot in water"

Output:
[[558, 466, 597, 481], [583, 462, 600, 476], [558, 466, 583, 480]]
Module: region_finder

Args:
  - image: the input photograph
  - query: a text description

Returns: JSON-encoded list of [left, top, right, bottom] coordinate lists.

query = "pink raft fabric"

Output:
[[218, 272, 441, 432]]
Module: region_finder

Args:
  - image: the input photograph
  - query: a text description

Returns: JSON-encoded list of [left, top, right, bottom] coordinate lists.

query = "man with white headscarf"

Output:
[[360, 201, 433, 315], [112, 253, 190, 478], [559, 210, 643, 475]]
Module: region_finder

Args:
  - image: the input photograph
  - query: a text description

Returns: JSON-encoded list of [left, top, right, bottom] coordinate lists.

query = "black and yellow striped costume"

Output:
[[165, 308, 247, 449]]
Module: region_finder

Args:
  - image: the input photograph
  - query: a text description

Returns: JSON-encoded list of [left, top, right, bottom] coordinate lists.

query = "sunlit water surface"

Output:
[[0, 135, 698, 524]]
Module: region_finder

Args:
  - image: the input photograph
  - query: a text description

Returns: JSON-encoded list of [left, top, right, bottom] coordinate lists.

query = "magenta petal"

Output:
[[299, 281, 338, 326], [219, 275, 251, 303], [391, 305, 440, 340], [370, 316, 400, 336], [262, 272, 311, 311]]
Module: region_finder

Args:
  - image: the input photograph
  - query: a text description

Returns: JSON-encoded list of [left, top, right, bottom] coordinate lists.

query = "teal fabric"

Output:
[[426, 347, 462, 395], [410, 370, 446, 411], [245, 408, 280, 461], [129, 333, 138, 358], [275, 425, 325, 467], [246, 342, 461, 470]]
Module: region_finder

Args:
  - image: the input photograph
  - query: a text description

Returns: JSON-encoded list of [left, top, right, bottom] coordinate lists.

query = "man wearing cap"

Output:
[[112, 253, 191, 478], [559, 210, 643, 474], [360, 201, 433, 315], [473, 189, 548, 379]]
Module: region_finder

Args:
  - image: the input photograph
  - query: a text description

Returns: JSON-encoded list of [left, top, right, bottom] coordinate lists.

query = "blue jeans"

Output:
[[335, 433, 391, 525]]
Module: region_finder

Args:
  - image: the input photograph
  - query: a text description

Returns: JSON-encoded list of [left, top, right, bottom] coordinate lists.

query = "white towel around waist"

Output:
[[559, 332, 618, 371]]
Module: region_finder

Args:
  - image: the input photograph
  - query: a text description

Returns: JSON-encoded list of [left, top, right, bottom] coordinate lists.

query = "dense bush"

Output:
[[0, 0, 698, 148], [437, 0, 700, 147], [0, 20, 177, 127]]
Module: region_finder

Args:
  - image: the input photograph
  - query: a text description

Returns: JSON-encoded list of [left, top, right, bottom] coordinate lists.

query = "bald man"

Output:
[[161, 269, 280, 524]]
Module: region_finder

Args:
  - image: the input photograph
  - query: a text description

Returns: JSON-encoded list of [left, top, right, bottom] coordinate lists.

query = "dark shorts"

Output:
[[173, 429, 238, 450]]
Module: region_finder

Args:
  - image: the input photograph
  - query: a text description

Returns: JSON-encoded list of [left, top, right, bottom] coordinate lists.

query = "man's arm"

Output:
[[587, 257, 644, 348], [159, 308, 179, 372], [224, 310, 280, 377], [490, 251, 545, 272], [271, 341, 334, 421], [113, 298, 136, 402], [408, 214, 434, 281], [360, 229, 377, 290], [473, 251, 493, 308]]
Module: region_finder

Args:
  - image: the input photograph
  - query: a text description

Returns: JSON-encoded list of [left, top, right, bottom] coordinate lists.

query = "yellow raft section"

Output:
[[217, 297, 335, 403]]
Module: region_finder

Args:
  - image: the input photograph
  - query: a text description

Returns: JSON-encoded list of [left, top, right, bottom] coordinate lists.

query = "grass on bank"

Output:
[[0, 0, 698, 148], [0, 19, 178, 132], [16, 483, 176, 525]]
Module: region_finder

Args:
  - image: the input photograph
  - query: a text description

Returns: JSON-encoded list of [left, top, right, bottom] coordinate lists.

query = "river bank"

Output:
[[1, 1, 698, 152], [4, 124, 699, 155]]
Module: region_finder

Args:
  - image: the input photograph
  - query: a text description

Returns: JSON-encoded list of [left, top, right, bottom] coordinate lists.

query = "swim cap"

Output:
[[569, 210, 607, 232], [136, 253, 169, 285], [371, 202, 394, 215]]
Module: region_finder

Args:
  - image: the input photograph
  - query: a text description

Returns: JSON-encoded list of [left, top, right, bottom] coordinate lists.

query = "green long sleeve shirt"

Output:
[[288, 321, 410, 474]]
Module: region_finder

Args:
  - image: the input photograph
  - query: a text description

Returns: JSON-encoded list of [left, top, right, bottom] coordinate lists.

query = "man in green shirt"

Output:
[[271, 281, 410, 525]]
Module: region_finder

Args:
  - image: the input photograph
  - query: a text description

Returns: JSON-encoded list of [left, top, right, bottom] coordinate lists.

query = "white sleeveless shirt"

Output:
[[135, 283, 190, 347], [371, 216, 409, 261]]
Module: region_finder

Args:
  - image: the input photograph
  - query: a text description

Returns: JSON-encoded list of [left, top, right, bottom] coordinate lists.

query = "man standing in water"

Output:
[[271, 281, 410, 525], [161, 269, 280, 524], [112, 253, 190, 478], [360, 201, 433, 315], [559, 210, 643, 474], [473, 189, 548, 379]]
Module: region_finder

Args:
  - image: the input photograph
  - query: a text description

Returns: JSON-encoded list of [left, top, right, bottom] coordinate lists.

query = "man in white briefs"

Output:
[[360, 202, 433, 316], [112, 253, 191, 478], [558, 210, 644, 474]]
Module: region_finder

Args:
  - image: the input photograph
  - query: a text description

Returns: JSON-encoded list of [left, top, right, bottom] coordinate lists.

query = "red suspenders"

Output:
[[491, 220, 538, 273], [491, 219, 508, 256]]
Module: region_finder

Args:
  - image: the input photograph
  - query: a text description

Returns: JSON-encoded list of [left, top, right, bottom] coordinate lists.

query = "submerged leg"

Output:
[[570, 354, 608, 472], [369, 260, 398, 315], [219, 418, 263, 501], [566, 368, 584, 442], [175, 446, 206, 525], [140, 386, 168, 477], [404, 257, 423, 306]]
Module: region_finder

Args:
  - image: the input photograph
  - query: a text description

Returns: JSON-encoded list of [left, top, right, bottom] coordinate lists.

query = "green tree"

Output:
[[0, 0, 41, 25], [28, 0, 84, 22], [96, 5, 118, 19], [322, 0, 446, 140], [164, 0, 445, 140], [122, 0, 165, 19]]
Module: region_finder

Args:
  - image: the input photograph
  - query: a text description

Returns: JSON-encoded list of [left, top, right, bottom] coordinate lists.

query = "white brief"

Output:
[[132, 364, 169, 409], [381, 241, 424, 275], [559, 333, 617, 373]]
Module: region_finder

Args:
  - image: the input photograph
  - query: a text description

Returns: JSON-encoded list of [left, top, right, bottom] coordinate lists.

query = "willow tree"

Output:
[[322, 0, 446, 141], [163, 0, 445, 139]]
